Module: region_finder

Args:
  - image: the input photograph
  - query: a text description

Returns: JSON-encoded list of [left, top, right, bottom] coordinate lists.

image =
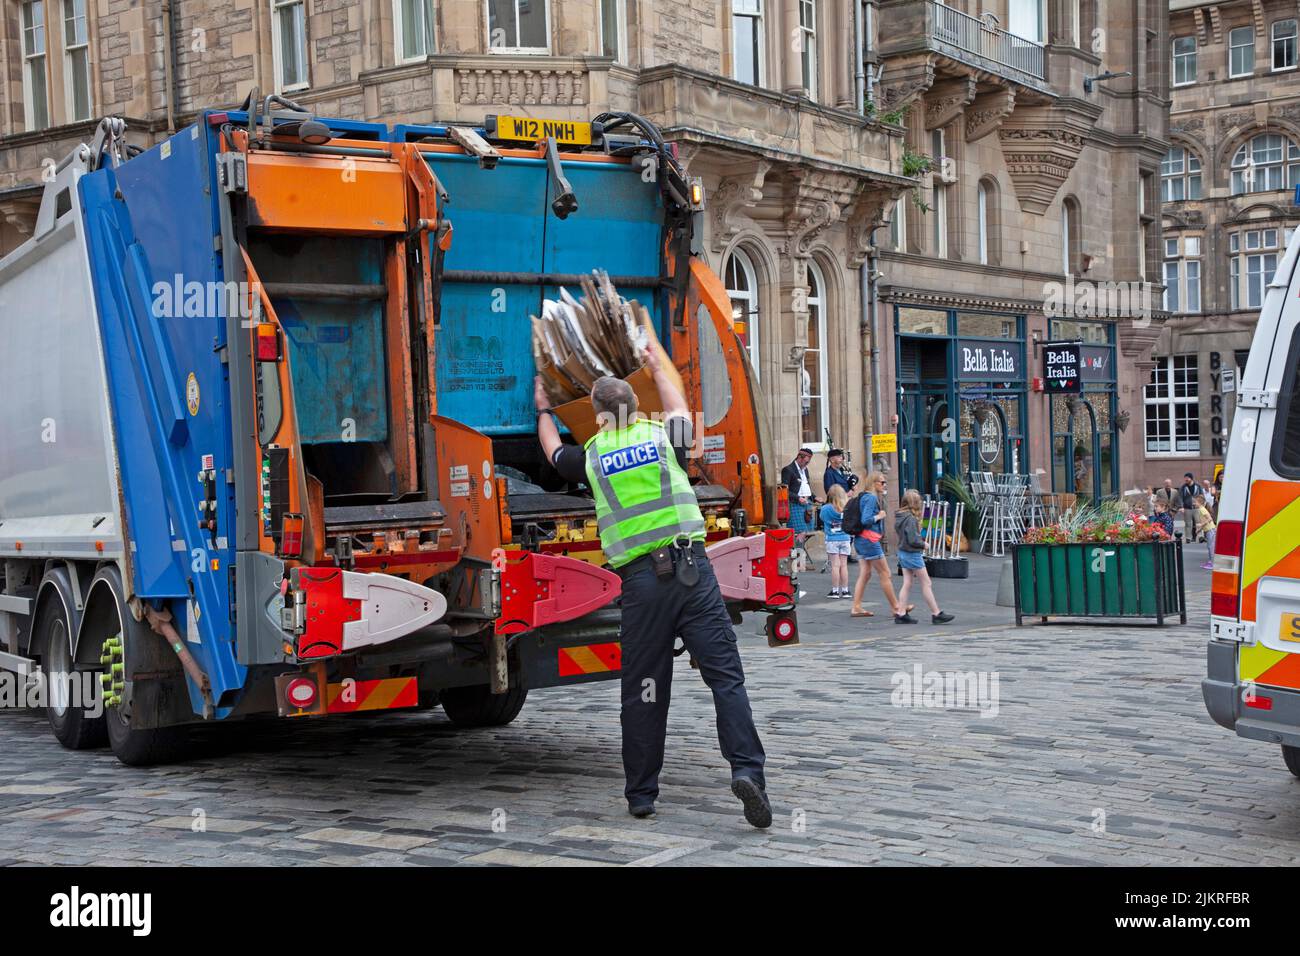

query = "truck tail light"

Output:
[[1211, 519, 1243, 619], [1245, 693, 1273, 711], [496, 477, 512, 544], [255, 322, 281, 361], [776, 486, 789, 523], [281, 513, 304, 558], [285, 677, 318, 710]]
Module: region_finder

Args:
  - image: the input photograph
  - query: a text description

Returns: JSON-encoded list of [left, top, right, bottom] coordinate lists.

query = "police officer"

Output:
[[534, 349, 772, 828]]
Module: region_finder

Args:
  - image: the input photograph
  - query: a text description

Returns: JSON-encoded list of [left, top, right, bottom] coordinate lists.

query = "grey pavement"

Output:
[[1, 558, 1296, 867]]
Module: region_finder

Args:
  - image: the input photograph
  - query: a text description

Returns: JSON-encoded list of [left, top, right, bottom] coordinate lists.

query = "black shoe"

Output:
[[731, 777, 773, 829], [628, 803, 656, 819], [895, 613, 917, 624], [932, 611, 954, 624]]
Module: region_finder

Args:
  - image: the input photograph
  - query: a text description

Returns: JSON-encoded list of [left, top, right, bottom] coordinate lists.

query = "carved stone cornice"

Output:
[[879, 54, 936, 115], [998, 126, 1086, 214], [845, 181, 908, 267], [924, 77, 978, 131], [997, 102, 1100, 214], [1118, 316, 1167, 360], [782, 168, 861, 259], [1217, 109, 1256, 133], [710, 161, 772, 253], [965, 87, 1016, 143]]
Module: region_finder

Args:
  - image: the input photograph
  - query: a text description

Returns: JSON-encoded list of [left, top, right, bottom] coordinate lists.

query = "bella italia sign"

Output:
[[1043, 340, 1082, 393], [956, 340, 1021, 381]]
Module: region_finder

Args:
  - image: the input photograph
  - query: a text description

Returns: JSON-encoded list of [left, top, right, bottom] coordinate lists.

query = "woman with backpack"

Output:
[[848, 473, 906, 619], [894, 489, 954, 625]]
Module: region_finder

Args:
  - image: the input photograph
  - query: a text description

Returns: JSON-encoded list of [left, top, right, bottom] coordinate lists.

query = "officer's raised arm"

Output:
[[642, 348, 689, 422]]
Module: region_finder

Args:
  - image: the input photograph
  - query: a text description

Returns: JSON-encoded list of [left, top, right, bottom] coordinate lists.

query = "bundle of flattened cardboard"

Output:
[[531, 270, 679, 443]]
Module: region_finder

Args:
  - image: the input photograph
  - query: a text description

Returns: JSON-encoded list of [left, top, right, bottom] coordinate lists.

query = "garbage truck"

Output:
[[0, 101, 798, 765]]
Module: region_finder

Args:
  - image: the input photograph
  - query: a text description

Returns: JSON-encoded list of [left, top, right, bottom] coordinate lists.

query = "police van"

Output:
[[1202, 227, 1300, 775]]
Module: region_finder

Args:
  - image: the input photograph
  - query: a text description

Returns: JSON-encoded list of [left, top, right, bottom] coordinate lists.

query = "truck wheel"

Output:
[[440, 684, 527, 728], [40, 597, 107, 750], [105, 701, 187, 767], [1283, 745, 1300, 779]]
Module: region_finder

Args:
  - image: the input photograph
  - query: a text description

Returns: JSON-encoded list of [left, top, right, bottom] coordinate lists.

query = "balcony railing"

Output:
[[928, 0, 1045, 85]]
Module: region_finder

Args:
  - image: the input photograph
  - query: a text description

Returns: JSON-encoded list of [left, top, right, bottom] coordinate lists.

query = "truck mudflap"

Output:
[[289, 567, 448, 659]]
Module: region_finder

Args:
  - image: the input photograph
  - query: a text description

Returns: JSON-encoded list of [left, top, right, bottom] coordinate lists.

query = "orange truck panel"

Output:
[[245, 148, 408, 235]]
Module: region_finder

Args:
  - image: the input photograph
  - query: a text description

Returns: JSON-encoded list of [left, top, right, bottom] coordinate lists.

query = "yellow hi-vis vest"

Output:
[[583, 417, 705, 568]]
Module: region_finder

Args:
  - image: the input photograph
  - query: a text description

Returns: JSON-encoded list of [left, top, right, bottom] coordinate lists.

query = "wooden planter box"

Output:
[[1011, 539, 1187, 626]]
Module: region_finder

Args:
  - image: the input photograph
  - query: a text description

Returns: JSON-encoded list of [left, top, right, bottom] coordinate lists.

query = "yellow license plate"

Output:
[[1280, 612, 1300, 643], [493, 115, 592, 146]]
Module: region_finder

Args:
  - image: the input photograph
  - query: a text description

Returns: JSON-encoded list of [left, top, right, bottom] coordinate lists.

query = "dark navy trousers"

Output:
[[617, 542, 766, 806]]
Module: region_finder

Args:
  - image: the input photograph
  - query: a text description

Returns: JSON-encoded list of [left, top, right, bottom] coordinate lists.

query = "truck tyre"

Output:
[[440, 683, 527, 728], [39, 592, 108, 750], [105, 703, 187, 767], [86, 566, 189, 767], [1283, 745, 1300, 779]]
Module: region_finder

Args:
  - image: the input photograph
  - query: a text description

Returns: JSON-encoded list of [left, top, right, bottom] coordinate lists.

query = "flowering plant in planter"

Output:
[[1022, 504, 1171, 545]]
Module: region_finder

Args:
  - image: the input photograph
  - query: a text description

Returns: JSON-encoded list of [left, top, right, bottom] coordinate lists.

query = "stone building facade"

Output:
[[1158, 0, 1300, 488], [0, 0, 909, 488], [0, 0, 1168, 499], [872, 0, 1170, 502]]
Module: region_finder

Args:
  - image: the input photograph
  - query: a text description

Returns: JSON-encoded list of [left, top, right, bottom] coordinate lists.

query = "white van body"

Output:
[[1202, 225, 1300, 775]]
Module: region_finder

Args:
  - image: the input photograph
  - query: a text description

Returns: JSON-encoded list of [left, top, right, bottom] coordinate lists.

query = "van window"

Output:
[[1275, 324, 1300, 477]]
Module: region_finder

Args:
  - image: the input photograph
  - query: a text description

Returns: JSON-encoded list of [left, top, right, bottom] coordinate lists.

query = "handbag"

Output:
[[861, 529, 883, 543]]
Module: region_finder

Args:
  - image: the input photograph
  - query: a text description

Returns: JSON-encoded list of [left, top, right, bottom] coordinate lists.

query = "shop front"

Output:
[[1046, 320, 1120, 502], [894, 306, 1028, 496]]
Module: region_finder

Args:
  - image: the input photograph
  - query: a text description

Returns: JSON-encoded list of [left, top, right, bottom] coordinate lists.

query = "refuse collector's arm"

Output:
[[536, 376, 563, 463]]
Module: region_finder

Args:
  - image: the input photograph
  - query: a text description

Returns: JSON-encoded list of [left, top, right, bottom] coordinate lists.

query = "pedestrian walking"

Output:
[[849, 473, 906, 619], [1194, 494, 1217, 570], [894, 490, 954, 625], [821, 486, 851, 598], [1179, 472, 1203, 542], [534, 352, 772, 828]]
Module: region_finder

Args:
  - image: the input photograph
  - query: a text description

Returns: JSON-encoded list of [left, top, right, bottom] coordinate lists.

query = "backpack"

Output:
[[841, 494, 865, 536]]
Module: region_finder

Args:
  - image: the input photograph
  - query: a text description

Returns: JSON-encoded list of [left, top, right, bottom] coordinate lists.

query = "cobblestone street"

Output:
[[2, 568, 1298, 867]]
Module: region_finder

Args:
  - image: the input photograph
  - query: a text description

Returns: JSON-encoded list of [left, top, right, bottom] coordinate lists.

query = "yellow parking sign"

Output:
[[871, 433, 898, 454]]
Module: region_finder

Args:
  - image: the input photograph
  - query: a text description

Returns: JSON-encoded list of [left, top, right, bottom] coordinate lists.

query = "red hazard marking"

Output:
[[558, 642, 622, 676], [297, 567, 362, 659]]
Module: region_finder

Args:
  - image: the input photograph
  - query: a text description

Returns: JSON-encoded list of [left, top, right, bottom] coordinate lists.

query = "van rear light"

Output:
[[1245, 693, 1273, 711], [776, 486, 789, 523], [280, 513, 304, 558], [1211, 519, 1243, 619]]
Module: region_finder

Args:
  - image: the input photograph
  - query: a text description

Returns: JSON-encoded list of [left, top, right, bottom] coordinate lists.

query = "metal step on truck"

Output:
[[0, 100, 798, 765]]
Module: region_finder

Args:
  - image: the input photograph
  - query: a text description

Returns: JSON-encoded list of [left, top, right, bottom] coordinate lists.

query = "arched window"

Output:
[[1231, 133, 1300, 194], [801, 261, 829, 448], [976, 177, 1001, 266], [1061, 196, 1081, 275], [1161, 146, 1202, 201], [725, 247, 761, 376], [977, 181, 989, 265]]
